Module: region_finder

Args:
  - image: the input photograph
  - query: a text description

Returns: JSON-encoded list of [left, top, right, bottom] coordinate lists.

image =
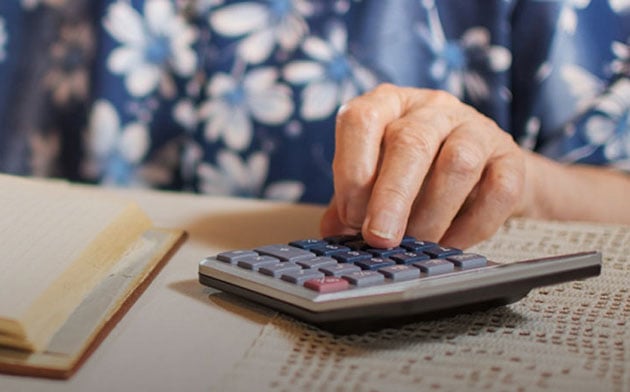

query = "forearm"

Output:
[[521, 150, 630, 224]]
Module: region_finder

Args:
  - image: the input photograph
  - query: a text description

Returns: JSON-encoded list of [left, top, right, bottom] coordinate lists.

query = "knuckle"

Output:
[[372, 82, 398, 96], [427, 89, 460, 106], [385, 122, 435, 156], [441, 143, 484, 178], [490, 170, 523, 206], [336, 99, 380, 129]]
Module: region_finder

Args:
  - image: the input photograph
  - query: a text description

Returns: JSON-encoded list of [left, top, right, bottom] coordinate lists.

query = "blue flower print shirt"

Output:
[[0, 0, 628, 204]]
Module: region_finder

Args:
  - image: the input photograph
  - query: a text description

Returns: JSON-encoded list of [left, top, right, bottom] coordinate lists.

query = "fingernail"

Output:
[[365, 211, 400, 240]]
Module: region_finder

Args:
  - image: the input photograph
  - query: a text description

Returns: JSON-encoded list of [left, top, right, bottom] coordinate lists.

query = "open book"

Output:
[[0, 174, 185, 378]]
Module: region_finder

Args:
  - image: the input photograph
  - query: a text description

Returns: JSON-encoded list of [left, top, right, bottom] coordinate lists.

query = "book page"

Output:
[[0, 175, 151, 349]]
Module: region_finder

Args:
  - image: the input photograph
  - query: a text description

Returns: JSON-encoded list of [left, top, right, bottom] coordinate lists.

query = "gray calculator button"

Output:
[[342, 270, 385, 287], [216, 250, 258, 263], [237, 255, 280, 271], [281, 269, 325, 285], [319, 263, 361, 277], [297, 257, 338, 269], [259, 262, 302, 278], [255, 244, 315, 262], [447, 253, 487, 269], [413, 258, 454, 275], [378, 264, 420, 281]]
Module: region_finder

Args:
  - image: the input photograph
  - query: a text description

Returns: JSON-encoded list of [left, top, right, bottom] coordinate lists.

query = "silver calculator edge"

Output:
[[198, 251, 601, 324]]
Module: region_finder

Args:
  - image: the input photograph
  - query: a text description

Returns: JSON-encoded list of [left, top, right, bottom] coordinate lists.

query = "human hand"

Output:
[[320, 84, 528, 249]]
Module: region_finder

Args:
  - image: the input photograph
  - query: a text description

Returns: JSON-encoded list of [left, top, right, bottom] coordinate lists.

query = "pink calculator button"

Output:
[[304, 277, 349, 293]]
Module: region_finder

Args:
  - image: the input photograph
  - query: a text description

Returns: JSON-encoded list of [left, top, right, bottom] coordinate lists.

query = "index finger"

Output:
[[362, 99, 464, 248], [332, 84, 406, 230]]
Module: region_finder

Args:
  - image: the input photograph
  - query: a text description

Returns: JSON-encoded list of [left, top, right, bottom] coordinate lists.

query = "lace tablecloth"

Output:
[[216, 218, 630, 391]]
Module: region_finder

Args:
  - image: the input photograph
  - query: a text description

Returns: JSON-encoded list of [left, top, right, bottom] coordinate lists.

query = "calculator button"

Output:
[[319, 263, 362, 277], [422, 245, 463, 259], [297, 256, 338, 269], [342, 270, 385, 287], [281, 269, 325, 285], [400, 235, 417, 244], [323, 234, 361, 244], [304, 277, 350, 293], [255, 244, 315, 262], [390, 251, 430, 265], [289, 239, 328, 249], [413, 259, 455, 275], [310, 244, 351, 256], [366, 247, 406, 257], [447, 253, 487, 269], [236, 255, 280, 271], [401, 240, 437, 252], [378, 265, 421, 281], [332, 250, 372, 263], [355, 257, 396, 271], [344, 240, 369, 250], [216, 250, 259, 264], [259, 262, 302, 278]]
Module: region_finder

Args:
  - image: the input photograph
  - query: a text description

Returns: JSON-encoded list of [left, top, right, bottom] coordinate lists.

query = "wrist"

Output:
[[514, 150, 551, 219]]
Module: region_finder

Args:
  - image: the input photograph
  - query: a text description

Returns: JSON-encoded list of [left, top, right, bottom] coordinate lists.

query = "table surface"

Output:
[[3, 185, 629, 392], [0, 186, 325, 392]]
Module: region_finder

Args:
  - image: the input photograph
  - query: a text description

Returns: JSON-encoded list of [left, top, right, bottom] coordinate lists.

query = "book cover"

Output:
[[0, 175, 185, 378]]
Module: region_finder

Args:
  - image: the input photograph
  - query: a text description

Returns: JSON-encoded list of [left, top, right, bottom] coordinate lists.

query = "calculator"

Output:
[[198, 234, 601, 332]]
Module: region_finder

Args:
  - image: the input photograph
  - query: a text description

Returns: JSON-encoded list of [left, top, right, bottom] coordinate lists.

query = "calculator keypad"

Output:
[[215, 235, 488, 294]]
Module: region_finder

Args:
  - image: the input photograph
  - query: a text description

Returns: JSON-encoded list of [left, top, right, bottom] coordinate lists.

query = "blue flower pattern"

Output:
[[0, 0, 628, 204]]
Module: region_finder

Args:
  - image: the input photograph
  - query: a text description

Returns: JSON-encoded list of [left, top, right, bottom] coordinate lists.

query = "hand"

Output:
[[320, 84, 528, 249]]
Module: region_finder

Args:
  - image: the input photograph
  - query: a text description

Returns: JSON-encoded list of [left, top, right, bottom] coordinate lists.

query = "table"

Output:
[[2, 186, 629, 391]]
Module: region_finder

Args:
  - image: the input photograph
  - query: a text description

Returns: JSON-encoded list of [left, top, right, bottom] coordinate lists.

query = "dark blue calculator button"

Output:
[[422, 246, 463, 259], [401, 240, 437, 252], [400, 235, 417, 244], [366, 247, 406, 257], [255, 244, 315, 262], [332, 250, 372, 263], [344, 240, 369, 250], [323, 234, 361, 244], [310, 244, 351, 256], [355, 257, 396, 271], [289, 239, 328, 249]]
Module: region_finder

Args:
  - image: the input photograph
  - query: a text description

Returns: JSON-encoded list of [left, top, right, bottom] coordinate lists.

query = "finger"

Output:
[[320, 195, 358, 238], [405, 120, 497, 242], [439, 152, 525, 248], [332, 84, 406, 230], [361, 103, 465, 248]]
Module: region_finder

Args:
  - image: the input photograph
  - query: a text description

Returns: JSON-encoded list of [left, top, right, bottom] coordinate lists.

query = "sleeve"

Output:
[[510, 1, 630, 171]]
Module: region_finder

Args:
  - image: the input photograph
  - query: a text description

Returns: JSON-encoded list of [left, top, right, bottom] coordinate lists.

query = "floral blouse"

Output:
[[0, 0, 628, 204]]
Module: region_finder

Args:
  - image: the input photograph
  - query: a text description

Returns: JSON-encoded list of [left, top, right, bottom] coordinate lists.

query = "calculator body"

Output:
[[198, 237, 601, 331]]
